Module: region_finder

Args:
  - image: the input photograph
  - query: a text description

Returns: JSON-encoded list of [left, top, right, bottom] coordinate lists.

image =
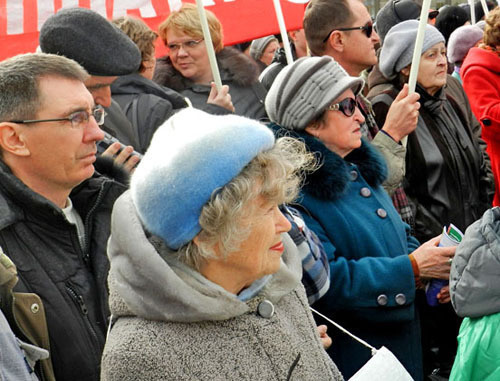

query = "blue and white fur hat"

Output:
[[130, 108, 275, 250]]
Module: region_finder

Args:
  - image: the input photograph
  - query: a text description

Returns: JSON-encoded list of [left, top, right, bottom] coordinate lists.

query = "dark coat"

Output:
[[102, 99, 139, 149], [0, 158, 127, 381], [153, 47, 267, 120], [271, 125, 422, 380], [367, 73, 494, 243], [111, 73, 187, 153]]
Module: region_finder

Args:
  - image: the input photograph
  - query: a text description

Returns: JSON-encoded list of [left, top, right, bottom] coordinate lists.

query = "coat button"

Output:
[[350, 170, 358, 181], [377, 294, 388, 306], [376, 208, 387, 218], [360, 187, 371, 197], [395, 294, 406, 305], [257, 300, 275, 318], [31, 303, 40, 314]]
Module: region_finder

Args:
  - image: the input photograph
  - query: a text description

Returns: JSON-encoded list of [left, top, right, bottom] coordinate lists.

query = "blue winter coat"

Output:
[[270, 124, 423, 380]]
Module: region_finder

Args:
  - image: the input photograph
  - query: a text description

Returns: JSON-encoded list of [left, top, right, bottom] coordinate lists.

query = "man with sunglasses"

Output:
[[304, 0, 421, 228], [0, 53, 128, 380]]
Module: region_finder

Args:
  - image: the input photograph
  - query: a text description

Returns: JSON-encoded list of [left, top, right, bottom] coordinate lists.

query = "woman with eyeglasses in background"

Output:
[[368, 20, 494, 379], [153, 3, 267, 120], [266, 56, 456, 380]]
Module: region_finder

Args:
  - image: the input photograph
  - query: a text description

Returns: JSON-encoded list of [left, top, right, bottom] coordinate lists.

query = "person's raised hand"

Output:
[[207, 82, 235, 112], [382, 83, 420, 142], [101, 142, 140, 174]]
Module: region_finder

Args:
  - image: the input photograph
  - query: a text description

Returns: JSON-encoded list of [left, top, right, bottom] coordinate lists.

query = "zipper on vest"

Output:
[[65, 283, 100, 368], [82, 183, 108, 258]]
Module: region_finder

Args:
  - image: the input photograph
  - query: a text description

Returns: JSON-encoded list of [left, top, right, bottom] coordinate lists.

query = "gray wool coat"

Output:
[[450, 207, 500, 318], [100, 192, 343, 381]]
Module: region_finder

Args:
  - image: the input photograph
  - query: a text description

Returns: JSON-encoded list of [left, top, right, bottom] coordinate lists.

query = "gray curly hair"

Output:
[[177, 137, 316, 270]]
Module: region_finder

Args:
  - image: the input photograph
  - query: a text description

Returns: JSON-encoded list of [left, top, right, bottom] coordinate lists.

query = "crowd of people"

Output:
[[0, 0, 499, 380]]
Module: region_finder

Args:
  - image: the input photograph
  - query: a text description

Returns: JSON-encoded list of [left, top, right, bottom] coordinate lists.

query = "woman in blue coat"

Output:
[[265, 56, 455, 380]]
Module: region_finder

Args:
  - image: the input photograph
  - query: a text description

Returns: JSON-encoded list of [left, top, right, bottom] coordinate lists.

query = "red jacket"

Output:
[[462, 47, 500, 206], [461, 47, 500, 142]]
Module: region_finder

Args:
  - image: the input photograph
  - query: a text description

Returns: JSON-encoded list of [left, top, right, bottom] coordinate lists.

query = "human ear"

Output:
[[0, 123, 30, 157], [327, 31, 345, 53], [193, 235, 201, 248], [305, 125, 319, 139], [401, 65, 411, 77]]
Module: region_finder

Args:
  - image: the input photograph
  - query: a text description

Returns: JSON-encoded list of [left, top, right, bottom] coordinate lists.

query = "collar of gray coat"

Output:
[[107, 191, 303, 323]]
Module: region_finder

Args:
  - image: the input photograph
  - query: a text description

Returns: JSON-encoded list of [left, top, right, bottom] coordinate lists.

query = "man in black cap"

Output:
[[40, 7, 144, 171], [0, 52, 128, 380]]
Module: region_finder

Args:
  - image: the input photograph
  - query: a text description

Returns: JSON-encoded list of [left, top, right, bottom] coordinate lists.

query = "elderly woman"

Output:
[[153, 4, 267, 120], [367, 20, 493, 379], [249, 35, 280, 72], [461, 7, 500, 206], [265, 56, 456, 380], [100, 108, 342, 380]]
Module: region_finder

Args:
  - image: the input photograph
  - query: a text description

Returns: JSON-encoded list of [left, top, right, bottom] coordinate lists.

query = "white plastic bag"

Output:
[[349, 346, 413, 381], [310, 308, 414, 381]]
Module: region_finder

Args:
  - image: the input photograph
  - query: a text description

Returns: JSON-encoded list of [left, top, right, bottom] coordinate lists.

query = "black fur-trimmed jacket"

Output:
[[153, 47, 268, 120], [0, 156, 127, 381]]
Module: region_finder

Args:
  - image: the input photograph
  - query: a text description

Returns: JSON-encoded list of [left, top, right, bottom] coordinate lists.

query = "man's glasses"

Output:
[[167, 39, 204, 53], [10, 105, 106, 129], [323, 23, 373, 43], [327, 98, 357, 117]]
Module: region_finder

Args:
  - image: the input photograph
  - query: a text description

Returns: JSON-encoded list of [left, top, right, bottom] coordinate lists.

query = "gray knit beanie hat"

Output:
[[375, 0, 421, 43], [447, 25, 483, 64], [250, 35, 278, 60], [40, 7, 141, 76], [265, 56, 364, 131], [380, 20, 445, 80]]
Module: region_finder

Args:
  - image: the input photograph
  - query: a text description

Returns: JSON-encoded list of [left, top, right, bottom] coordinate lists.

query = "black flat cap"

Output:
[[40, 7, 141, 76]]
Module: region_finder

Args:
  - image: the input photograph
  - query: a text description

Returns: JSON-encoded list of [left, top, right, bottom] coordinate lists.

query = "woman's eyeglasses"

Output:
[[323, 23, 373, 43], [327, 98, 357, 117], [167, 39, 204, 53]]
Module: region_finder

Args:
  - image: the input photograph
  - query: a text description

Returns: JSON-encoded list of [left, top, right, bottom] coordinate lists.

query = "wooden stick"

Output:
[[195, 0, 222, 90]]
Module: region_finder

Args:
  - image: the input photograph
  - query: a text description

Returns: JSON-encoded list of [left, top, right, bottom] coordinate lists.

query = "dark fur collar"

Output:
[[269, 124, 387, 201], [153, 47, 260, 91]]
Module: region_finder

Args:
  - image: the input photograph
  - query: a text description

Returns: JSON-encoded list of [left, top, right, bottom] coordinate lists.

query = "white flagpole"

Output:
[[404, 0, 431, 146], [470, 0, 476, 24], [272, 0, 294, 65], [195, 0, 223, 90], [480, 0, 490, 19]]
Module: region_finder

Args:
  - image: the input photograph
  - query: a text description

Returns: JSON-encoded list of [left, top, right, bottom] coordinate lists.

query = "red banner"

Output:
[[0, 0, 308, 61]]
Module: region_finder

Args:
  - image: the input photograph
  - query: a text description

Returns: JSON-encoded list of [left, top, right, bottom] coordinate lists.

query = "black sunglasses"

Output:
[[327, 98, 357, 117], [323, 23, 373, 43]]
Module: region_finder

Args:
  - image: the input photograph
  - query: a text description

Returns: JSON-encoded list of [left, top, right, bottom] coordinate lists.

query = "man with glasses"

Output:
[[304, 0, 420, 228], [0, 53, 127, 380], [40, 7, 144, 172]]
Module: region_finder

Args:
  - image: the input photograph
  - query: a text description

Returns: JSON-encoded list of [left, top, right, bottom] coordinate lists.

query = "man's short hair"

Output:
[[0, 53, 88, 122], [303, 0, 354, 56]]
